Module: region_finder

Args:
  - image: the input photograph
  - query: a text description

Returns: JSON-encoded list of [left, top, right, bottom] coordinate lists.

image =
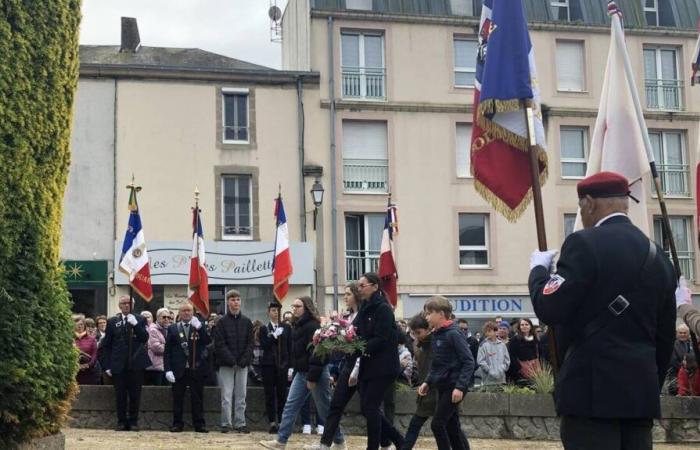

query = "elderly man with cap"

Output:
[[528, 171, 676, 450]]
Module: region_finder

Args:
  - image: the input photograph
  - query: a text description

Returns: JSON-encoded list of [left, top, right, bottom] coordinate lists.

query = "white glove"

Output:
[[105, 369, 112, 377], [165, 371, 176, 383], [190, 316, 202, 330], [288, 368, 294, 381], [273, 327, 284, 339], [676, 276, 692, 308], [126, 314, 138, 326], [529, 249, 558, 270]]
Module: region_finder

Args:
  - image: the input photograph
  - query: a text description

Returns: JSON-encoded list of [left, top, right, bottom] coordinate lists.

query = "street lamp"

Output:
[[310, 180, 324, 230]]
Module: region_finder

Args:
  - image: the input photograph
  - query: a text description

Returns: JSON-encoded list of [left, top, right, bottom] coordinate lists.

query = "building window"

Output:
[[459, 213, 489, 268], [560, 127, 587, 178], [221, 175, 253, 239], [456, 123, 472, 178], [346, 0, 372, 10], [644, 0, 659, 26], [654, 216, 694, 280], [644, 47, 682, 111], [450, 0, 475, 17], [551, 0, 570, 20], [649, 130, 689, 197], [345, 213, 384, 281], [341, 32, 385, 100], [342, 120, 388, 193], [454, 37, 478, 87], [222, 90, 249, 143], [556, 41, 585, 92], [564, 214, 576, 239]]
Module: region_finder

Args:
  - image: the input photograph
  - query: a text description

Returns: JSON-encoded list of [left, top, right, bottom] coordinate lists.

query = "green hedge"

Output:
[[0, 1, 81, 447]]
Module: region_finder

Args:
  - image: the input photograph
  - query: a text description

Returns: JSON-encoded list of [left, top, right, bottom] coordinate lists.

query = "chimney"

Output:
[[120, 17, 140, 53]]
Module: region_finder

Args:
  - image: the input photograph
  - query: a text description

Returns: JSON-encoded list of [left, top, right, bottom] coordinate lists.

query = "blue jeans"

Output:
[[300, 395, 324, 426], [277, 368, 343, 444]]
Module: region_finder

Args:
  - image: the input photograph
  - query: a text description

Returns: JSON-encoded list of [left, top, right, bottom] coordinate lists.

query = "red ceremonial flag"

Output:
[[378, 201, 398, 307], [273, 195, 293, 302], [188, 205, 209, 316]]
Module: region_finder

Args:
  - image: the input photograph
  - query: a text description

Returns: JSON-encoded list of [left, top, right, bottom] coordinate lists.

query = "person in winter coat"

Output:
[[398, 332, 414, 385], [506, 318, 542, 384], [418, 296, 474, 450], [260, 300, 292, 433], [75, 317, 99, 385], [477, 321, 510, 387], [145, 308, 171, 386]]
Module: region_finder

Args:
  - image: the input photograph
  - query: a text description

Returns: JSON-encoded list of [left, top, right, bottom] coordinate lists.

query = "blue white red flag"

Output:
[[470, 0, 547, 221], [378, 200, 398, 307], [272, 195, 293, 302], [692, 19, 700, 85], [119, 188, 153, 301], [188, 205, 209, 315]]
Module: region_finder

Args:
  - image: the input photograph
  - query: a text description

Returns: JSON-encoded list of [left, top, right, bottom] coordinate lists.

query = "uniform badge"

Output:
[[132, 248, 142, 258], [543, 274, 565, 295]]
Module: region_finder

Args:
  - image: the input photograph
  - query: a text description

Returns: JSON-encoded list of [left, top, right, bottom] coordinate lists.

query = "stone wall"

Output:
[[70, 386, 700, 442]]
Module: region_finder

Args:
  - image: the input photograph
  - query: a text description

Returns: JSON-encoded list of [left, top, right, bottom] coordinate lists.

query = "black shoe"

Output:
[[235, 426, 250, 434], [268, 423, 279, 434], [129, 424, 140, 432], [220, 426, 230, 434], [195, 427, 209, 433], [170, 425, 183, 433], [115, 423, 129, 431]]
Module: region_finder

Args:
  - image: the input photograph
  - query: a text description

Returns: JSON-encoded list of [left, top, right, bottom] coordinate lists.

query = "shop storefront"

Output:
[[113, 241, 314, 321], [64, 260, 109, 318]]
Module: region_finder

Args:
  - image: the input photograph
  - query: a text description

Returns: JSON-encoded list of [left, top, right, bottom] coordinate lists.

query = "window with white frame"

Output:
[[342, 120, 388, 193], [341, 32, 385, 99], [644, 47, 682, 110], [556, 41, 585, 92], [649, 130, 689, 197], [456, 123, 472, 178], [458, 213, 489, 268], [450, 0, 474, 16], [345, 213, 384, 281], [346, 0, 372, 10], [222, 175, 252, 239], [644, 0, 659, 26], [564, 214, 577, 239], [653, 216, 694, 280], [222, 90, 249, 143], [560, 127, 588, 178], [551, 0, 570, 20], [454, 37, 478, 87]]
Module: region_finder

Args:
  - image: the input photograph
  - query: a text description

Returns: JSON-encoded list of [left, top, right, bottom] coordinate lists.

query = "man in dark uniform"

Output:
[[164, 302, 211, 433], [259, 300, 292, 433], [101, 295, 152, 431], [529, 171, 676, 450]]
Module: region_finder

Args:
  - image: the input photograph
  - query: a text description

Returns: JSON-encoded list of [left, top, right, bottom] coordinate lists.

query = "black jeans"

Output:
[[113, 369, 144, 426], [144, 370, 165, 386], [262, 365, 288, 423], [320, 368, 357, 446], [172, 369, 205, 429], [359, 376, 404, 450], [382, 381, 396, 425], [560, 416, 653, 450], [431, 387, 469, 450], [402, 414, 429, 450]]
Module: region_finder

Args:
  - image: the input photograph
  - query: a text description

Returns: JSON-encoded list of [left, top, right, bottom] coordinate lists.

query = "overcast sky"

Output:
[[80, 0, 287, 69]]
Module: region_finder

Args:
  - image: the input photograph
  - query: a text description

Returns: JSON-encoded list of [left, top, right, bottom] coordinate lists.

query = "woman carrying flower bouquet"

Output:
[[304, 282, 363, 450], [355, 272, 405, 450], [260, 297, 345, 450]]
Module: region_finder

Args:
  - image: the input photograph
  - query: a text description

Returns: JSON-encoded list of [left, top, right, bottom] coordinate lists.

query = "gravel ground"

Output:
[[62, 428, 697, 449]]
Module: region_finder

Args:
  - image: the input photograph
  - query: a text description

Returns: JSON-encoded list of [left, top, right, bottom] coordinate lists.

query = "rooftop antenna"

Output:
[[269, 0, 283, 43]]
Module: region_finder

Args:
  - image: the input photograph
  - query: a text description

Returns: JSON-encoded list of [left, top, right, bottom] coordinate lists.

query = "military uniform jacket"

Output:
[[529, 215, 676, 419], [163, 321, 212, 379], [101, 313, 151, 374]]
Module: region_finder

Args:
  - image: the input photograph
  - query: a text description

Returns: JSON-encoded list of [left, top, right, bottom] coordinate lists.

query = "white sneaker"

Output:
[[302, 444, 330, 450], [331, 442, 347, 450], [259, 440, 286, 449], [316, 424, 324, 435], [302, 424, 312, 434], [380, 446, 393, 450]]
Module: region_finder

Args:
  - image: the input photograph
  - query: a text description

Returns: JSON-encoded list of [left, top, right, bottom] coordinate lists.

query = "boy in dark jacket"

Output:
[[418, 296, 474, 450]]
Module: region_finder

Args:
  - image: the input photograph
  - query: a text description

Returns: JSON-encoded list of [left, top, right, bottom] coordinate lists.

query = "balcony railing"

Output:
[[645, 79, 683, 111], [651, 164, 690, 197], [342, 66, 386, 100], [665, 250, 695, 280], [343, 158, 388, 193], [345, 249, 380, 281]]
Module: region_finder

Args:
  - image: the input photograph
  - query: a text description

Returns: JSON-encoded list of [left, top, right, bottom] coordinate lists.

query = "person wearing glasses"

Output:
[[354, 272, 404, 450], [260, 296, 345, 450], [145, 308, 171, 386]]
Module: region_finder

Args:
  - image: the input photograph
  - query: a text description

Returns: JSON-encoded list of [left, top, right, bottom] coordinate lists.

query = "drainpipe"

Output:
[[297, 76, 307, 242], [328, 16, 339, 311]]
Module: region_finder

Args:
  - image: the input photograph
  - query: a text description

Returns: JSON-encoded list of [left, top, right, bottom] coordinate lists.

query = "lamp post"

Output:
[[309, 179, 329, 310], [310, 180, 324, 230]]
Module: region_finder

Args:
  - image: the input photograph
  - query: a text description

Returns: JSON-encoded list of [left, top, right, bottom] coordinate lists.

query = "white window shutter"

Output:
[[456, 123, 472, 177], [556, 41, 584, 91], [342, 121, 388, 160]]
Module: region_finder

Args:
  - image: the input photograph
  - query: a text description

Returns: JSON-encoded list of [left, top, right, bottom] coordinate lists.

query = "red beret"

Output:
[[576, 171, 630, 198]]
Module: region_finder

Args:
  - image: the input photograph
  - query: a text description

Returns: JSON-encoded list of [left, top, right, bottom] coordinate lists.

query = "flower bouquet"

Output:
[[311, 318, 365, 358]]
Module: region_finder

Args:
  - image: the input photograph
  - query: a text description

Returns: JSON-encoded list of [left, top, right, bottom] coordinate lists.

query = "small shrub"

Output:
[[502, 384, 535, 395], [530, 360, 555, 394]]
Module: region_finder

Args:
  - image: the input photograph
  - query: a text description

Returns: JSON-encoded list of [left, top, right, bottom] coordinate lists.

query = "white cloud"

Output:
[[80, 0, 288, 68]]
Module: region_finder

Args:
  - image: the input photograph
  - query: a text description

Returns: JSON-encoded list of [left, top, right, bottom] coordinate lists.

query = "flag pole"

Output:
[[193, 187, 200, 315], [125, 175, 141, 368], [523, 98, 560, 375], [610, 10, 682, 278]]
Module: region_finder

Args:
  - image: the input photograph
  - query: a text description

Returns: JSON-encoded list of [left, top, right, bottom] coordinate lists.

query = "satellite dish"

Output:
[[269, 5, 282, 22]]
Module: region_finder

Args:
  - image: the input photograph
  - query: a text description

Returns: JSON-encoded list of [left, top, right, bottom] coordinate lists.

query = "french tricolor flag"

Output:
[[119, 188, 153, 301], [188, 205, 209, 316], [691, 20, 700, 85], [272, 195, 293, 302]]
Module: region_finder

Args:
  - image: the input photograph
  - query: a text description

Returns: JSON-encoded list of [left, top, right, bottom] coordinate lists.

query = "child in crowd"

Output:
[[418, 296, 474, 450], [477, 321, 510, 389], [398, 332, 414, 385]]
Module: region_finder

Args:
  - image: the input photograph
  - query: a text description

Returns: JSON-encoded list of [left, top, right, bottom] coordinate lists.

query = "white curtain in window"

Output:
[[660, 49, 677, 80], [456, 123, 472, 177], [671, 217, 689, 252], [450, 0, 473, 15], [643, 49, 657, 79], [560, 128, 585, 158], [367, 214, 385, 252], [346, 0, 372, 10], [342, 34, 360, 67], [556, 41, 585, 91], [454, 39, 477, 69], [342, 121, 388, 160], [364, 35, 383, 68], [664, 132, 683, 165]]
